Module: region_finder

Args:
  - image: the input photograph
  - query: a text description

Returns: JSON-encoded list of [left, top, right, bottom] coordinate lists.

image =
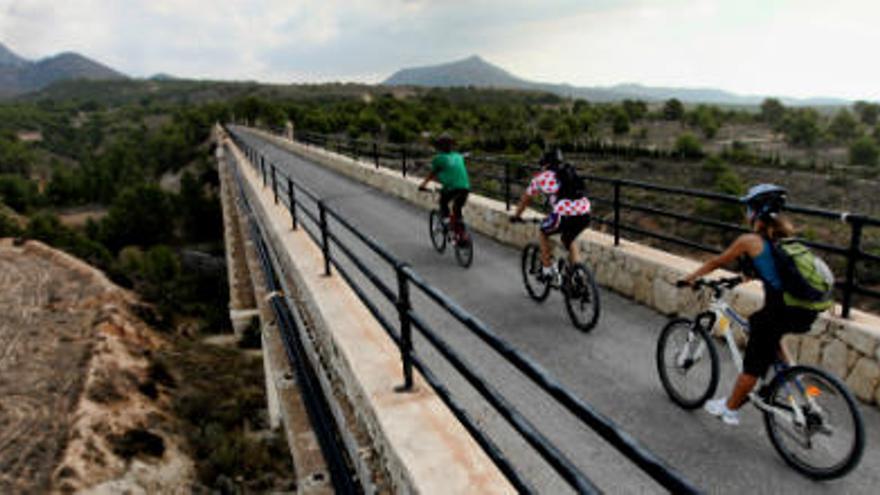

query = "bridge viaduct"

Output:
[[216, 123, 880, 494]]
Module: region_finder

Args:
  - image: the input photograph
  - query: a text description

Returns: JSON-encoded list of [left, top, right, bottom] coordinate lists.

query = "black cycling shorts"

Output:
[[743, 292, 819, 377], [541, 213, 591, 249]]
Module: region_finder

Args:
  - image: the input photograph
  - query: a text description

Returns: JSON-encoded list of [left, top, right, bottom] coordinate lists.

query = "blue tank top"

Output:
[[752, 238, 782, 292]]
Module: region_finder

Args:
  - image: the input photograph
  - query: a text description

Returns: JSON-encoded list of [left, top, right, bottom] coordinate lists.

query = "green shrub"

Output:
[[849, 136, 879, 166], [674, 133, 703, 158]]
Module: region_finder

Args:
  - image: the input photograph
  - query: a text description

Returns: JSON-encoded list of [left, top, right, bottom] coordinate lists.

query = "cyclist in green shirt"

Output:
[[418, 133, 471, 243]]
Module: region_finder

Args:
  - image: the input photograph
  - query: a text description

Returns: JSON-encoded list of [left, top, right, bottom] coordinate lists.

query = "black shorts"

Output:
[[743, 292, 819, 376], [541, 213, 591, 249]]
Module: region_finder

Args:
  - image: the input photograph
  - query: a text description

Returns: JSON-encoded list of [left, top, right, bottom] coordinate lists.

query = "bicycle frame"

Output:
[[695, 290, 820, 430]]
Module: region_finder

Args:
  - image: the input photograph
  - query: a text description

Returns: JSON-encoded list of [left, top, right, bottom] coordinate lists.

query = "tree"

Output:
[[0, 175, 38, 212], [674, 133, 703, 158], [611, 108, 631, 136], [663, 98, 685, 121], [854, 101, 879, 126], [760, 98, 786, 128], [621, 99, 647, 121], [101, 184, 175, 252], [828, 109, 859, 143], [781, 109, 820, 147], [849, 136, 879, 166]]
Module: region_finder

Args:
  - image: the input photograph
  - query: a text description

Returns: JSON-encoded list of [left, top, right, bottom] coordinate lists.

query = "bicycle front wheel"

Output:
[[763, 365, 865, 480], [521, 243, 550, 302], [429, 210, 446, 253], [454, 226, 474, 268], [655, 318, 719, 409], [563, 264, 600, 332]]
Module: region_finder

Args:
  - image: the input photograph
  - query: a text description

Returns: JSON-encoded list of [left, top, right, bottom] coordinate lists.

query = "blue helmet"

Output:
[[741, 183, 787, 223]]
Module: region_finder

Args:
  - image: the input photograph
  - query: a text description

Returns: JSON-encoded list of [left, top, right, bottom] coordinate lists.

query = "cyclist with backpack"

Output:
[[418, 132, 471, 244], [679, 184, 834, 425], [509, 149, 591, 282]]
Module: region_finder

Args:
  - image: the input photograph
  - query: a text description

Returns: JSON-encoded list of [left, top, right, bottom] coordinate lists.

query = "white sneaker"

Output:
[[705, 398, 740, 426]]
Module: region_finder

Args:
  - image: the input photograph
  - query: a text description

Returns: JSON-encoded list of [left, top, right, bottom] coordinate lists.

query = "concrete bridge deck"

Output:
[[229, 126, 880, 494]]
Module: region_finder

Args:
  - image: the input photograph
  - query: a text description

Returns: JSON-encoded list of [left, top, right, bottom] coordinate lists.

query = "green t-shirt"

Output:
[[431, 152, 470, 191]]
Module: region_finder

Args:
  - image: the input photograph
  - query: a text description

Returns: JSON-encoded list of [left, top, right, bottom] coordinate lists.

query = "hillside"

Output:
[[0, 239, 193, 493], [0, 42, 127, 97], [383, 55, 849, 106]]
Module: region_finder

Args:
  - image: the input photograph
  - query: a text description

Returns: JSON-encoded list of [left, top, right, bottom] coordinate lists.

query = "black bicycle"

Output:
[[428, 209, 474, 268], [516, 218, 600, 331]]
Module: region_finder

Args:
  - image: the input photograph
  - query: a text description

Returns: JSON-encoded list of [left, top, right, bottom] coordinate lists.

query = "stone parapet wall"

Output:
[[249, 127, 880, 408]]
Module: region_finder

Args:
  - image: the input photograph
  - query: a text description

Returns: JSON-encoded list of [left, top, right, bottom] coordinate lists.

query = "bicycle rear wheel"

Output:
[[454, 225, 474, 268], [521, 243, 550, 302], [429, 210, 446, 253], [655, 318, 719, 409], [763, 365, 865, 480], [563, 264, 600, 331]]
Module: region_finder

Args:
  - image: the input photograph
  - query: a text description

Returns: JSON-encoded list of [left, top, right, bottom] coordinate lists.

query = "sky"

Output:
[[1, 0, 878, 100]]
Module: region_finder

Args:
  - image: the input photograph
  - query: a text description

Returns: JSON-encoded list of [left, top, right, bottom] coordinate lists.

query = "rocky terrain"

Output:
[[0, 239, 193, 493]]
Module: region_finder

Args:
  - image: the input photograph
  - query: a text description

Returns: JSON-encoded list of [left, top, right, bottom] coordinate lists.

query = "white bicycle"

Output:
[[655, 277, 865, 480]]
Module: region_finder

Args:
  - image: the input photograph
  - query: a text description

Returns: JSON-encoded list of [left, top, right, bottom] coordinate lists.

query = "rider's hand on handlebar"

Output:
[[509, 216, 523, 224], [675, 279, 692, 288], [418, 185, 429, 192]]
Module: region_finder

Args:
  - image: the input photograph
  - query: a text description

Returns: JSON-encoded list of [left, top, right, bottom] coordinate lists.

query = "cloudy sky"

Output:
[[1, 0, 878, 100]]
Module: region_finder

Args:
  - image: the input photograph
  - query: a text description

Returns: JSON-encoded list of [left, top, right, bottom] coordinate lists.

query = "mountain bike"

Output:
[[428, 209, 473, 268], [517, 218, 600, 331], [656, 276, 864, 479]]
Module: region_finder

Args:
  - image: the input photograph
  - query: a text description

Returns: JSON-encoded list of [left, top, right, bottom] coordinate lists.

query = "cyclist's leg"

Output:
[[451, 190, 469, 235], [776, 306, 819, 365], [540, 213, 561, 268], [562, 214, 591, 265], [438, 189, 452, 224], [731, 297, 786, 408]]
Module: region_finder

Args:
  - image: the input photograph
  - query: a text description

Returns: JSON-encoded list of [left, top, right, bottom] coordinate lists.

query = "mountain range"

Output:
[[0, 42, 126, 98], [383, 55, 848, 106]]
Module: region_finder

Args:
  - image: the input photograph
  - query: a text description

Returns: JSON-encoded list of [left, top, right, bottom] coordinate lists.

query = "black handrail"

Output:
[[225, 126, 703, 494], [291, 130, 880, 319], [227, 148, 359, 494]]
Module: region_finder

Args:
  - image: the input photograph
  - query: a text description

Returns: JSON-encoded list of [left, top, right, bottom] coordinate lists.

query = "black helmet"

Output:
[[435, 132, 454, 152], [741, 183, 787, 223], [540, 148, 563, 168]]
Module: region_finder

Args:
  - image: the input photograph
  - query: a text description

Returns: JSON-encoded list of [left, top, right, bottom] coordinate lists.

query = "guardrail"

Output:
[[294, 130, 880, 319], [226, 127, 702, 494]]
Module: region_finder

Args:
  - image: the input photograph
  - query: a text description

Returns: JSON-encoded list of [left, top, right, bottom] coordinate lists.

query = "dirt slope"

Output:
[[0, 239, 194, 494]]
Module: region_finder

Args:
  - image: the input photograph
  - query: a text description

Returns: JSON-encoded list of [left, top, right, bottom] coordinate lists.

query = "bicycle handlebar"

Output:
[[678, 276, 744, 297], [509, 216, 543, 224]]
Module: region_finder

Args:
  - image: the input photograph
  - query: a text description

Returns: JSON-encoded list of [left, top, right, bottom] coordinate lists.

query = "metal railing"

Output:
[[295, 130, 880, 319], [230, 156, 358, 493], [226, 127, 702, 494]]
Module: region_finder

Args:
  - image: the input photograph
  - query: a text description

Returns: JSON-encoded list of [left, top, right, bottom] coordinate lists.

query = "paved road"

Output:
[[231, 127, 880, 494]]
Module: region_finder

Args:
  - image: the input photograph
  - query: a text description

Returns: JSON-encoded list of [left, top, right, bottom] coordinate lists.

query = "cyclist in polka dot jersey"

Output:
[[509, 150, 591, 281]]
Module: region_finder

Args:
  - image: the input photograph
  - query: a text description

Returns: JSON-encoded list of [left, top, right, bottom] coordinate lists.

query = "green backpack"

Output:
[[772, 239, 835, 311]]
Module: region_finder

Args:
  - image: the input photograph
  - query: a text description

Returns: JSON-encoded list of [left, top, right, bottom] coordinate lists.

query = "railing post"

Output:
[[841, 218, 863, 318], [271, 164, 278, 204], [261, 156, 267, 187], [319, 201, 331, 276], [288, 178, 297, 230], [504, 161, 511, 211], [402, 147, 408, 177], [396, 264, 414, 391], [373, 142, 379, 169], [613, 181, 621, 246]]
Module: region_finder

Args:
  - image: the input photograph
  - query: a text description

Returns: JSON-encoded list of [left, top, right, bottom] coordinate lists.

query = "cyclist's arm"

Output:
[[512, 192, 532, 218], [418, 171, 436, 189], [683, 234, 757, 284], [511, 172, 548, 219]]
